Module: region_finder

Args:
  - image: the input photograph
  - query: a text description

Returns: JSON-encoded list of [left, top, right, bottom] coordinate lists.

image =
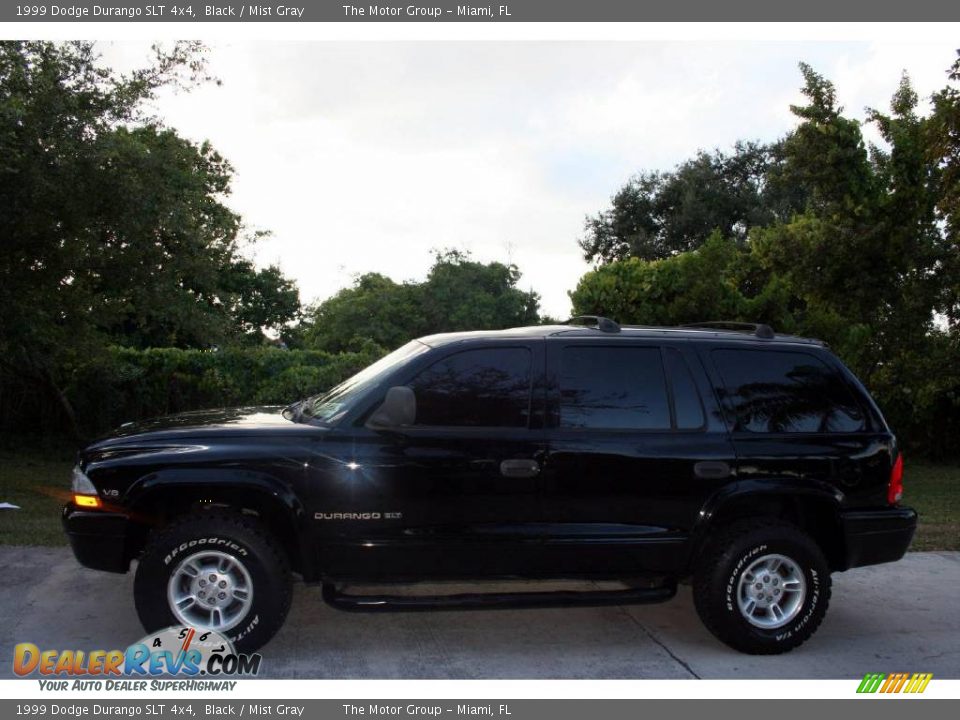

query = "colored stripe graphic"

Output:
[[910, 673, 933, 693], [857, 672, 932, 694]]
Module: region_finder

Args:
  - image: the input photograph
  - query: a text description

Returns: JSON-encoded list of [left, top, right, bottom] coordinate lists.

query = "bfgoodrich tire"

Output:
[[134, 511, 292, 653], [693, 519, 831, 654]]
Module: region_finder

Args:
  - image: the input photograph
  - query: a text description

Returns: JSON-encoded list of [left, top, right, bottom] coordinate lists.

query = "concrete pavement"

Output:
[[2, 547, 957, 679]]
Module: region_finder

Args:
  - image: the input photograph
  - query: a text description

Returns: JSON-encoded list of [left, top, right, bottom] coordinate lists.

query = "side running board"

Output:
[[322, 581, 676, 612]]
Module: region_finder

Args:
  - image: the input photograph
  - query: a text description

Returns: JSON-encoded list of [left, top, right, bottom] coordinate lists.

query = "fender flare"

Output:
[[124, 467, 309, 574], [684, 478, 845, 573], [126, 467, 302, 516]]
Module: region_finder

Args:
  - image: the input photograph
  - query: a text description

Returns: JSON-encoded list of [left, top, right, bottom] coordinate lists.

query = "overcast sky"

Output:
[[102, 41, 958, 319]]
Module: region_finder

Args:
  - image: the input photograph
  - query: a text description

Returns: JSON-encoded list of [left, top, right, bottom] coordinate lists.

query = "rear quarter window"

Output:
[[712, 348, 865, 433]]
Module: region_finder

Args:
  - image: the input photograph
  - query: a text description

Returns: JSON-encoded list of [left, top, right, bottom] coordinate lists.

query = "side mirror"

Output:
[[366, 386, 416, 429]]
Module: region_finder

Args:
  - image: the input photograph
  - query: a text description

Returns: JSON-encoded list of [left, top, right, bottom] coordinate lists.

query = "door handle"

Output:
[[500, 459, 541, 478], [694, 461, 731, 479]]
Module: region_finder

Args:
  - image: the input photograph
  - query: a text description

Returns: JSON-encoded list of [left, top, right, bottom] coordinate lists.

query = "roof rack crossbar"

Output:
[[680, 321, 775, 339], [564, 315, 621, 333]]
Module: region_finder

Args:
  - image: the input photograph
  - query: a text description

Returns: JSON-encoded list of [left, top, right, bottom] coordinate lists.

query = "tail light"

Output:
[[888, 453, 904, 505]]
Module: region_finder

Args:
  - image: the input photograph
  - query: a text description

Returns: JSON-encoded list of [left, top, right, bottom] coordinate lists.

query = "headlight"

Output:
[[71, 466, 97, 494], [71, 466, 102, 508]]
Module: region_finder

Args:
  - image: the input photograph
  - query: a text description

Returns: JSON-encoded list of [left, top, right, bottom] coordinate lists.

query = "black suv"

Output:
[[62, 319, 916, 655]]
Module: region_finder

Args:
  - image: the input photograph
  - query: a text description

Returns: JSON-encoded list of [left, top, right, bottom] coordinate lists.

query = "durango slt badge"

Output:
[[314, 512, 401, 520]]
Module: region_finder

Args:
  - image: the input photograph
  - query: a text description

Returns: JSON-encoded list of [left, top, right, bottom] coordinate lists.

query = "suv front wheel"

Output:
[[134, 510, 293, 653], [693, 519, 831, 654]]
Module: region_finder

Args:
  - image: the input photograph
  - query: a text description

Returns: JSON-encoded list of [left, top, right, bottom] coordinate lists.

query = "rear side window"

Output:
[[712, 349, 864, 433], [559, 347, 671, 429], [409, 347, 532, 428]]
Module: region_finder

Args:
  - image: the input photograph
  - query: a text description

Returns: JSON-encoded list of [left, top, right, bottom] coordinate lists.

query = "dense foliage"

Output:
[[579, 141, 807, 263], [2, 344, 385, 439], [0, 41, 302, 436], [3, 41, 960, 459], [301, 250, 541, 353], [0, 42, 302, 436], [573, 57, 960, 457]]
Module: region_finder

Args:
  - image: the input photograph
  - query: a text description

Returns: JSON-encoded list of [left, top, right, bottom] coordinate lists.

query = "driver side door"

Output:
[[315, 341, 548, 580]]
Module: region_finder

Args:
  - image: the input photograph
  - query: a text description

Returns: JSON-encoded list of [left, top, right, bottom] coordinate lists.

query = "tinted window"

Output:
[[560, 347, 671, 429], [409, 348, 532, 427], [665, 348, 705, 429], [712, 349, 864, 433]]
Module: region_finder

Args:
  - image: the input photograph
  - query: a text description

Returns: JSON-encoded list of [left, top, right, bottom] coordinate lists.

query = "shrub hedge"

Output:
[[2, 335, 957, 459], [0, 343, 386, 440]]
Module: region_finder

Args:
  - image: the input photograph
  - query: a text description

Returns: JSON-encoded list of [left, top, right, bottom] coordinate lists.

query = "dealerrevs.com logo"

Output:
[[13, 627, 261, 690]]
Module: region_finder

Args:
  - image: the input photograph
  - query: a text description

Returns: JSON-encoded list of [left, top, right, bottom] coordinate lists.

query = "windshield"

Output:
[[295, 340, 429, 424]]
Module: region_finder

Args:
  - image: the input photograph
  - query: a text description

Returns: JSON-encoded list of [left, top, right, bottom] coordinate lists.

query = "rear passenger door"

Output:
[[540, 340, 736, 577]]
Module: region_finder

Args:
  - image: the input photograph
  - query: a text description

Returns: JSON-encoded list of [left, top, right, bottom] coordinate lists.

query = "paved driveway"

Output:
[[2, 547, 957, 679]]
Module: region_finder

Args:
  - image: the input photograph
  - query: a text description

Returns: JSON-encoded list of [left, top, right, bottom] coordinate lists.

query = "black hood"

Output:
[[91, 405, 296, 443]]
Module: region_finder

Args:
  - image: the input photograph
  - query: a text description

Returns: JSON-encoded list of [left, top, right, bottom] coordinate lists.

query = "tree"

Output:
[[928, 51, 960, 327], [779, 63, 877, 213], [0, 41, 300, 435], [221, 258, 302, 344], [304, 250, 541, 353], [418, 249, 541, 332], [303, 273, 421, 353], [572, 57, 960, 457], [579, 141, 807, 264], [570, 232, 794, 329], [752, 68, 944, 368]]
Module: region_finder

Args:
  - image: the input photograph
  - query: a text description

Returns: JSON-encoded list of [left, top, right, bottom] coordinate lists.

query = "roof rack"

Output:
[[564, 315, 621, 333], [680, 321, 775, 339]]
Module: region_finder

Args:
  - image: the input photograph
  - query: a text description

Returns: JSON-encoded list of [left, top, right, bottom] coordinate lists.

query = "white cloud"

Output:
[[97, 41, 958, 319]]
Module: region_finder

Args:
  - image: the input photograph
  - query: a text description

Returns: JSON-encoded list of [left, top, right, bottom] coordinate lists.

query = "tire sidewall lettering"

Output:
[[232, 614, 261, 643], [775, 564, 820, 642], [162, 536, 250, 566], [725, 543, 767, 612]]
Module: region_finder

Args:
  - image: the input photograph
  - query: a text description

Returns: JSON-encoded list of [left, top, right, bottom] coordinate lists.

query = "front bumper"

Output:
[[62, 503, 132, 573], [840, 507, 917, 570]]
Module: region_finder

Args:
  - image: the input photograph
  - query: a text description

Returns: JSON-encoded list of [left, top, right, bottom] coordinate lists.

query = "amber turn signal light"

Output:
[[73, 494, 102, 509]]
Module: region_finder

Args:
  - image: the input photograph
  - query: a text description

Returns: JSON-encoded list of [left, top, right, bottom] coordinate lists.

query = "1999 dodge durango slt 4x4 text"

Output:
[[62, 318, 917, 654]]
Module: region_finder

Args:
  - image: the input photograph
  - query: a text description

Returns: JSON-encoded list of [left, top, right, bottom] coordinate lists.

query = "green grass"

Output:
[[0, 450, 73, 546], [905, 462, 960, 551], [0, 451, 957, 550]]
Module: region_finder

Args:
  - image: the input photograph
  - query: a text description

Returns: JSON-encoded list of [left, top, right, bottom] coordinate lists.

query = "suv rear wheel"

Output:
[[693, 519, 831, 654], [134, 510, 292, 653]]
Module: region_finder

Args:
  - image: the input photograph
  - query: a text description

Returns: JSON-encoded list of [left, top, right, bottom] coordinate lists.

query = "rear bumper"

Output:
[[61, 503, 132, 573], [840, 507, 917, 570]]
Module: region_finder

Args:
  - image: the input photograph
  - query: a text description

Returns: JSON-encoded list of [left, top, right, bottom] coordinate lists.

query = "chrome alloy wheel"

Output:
[[736, 553, 806, 629], [166, 550, 253, 632]]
